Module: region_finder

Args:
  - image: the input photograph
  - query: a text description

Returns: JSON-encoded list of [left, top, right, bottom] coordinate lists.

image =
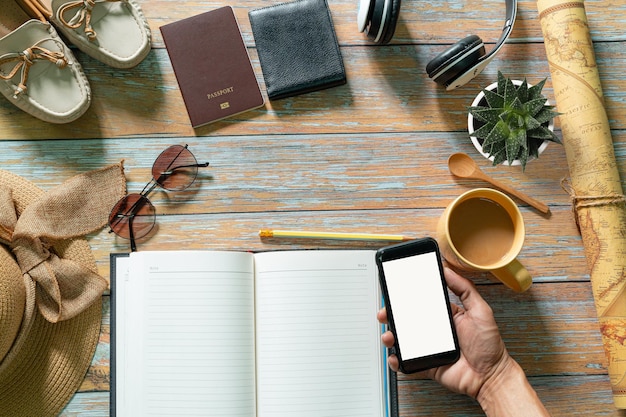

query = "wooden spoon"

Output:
[[448, 153, 551, 214]]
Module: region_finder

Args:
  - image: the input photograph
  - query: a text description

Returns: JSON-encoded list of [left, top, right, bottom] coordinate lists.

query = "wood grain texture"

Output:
[[0, 0, 623, 415], [0, 44, 623, 139], [0, 0, 624, 139]]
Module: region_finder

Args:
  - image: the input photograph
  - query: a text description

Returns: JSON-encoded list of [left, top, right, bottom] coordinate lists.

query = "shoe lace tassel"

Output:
[[60, 0, 123, 41], [0, 39, 68, 99]]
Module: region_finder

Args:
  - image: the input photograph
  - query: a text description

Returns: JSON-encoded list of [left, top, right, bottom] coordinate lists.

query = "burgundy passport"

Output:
[[160, 6, 264, 128]]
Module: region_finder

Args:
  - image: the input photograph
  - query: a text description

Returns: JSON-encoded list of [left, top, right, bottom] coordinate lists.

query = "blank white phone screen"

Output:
[[382, 251, 455, 360]]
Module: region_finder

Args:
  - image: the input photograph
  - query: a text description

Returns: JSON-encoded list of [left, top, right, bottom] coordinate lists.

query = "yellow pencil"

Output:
[[259, 229, 414, 241]]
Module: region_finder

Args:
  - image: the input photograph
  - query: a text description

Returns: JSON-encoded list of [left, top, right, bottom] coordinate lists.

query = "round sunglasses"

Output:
[[108, 144, 209, 251]]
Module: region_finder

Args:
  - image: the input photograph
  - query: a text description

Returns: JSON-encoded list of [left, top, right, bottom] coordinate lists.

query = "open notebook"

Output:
[[111, 250, 398, 417]]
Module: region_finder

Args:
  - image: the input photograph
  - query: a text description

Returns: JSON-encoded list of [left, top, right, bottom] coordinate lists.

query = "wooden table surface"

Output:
[[1, 0, 624, 415]]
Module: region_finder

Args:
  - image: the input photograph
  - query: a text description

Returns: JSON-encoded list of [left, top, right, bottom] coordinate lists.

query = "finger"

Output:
[[387, 354, 399, 372], [444, 267, 489, 313], [377, 307, 388, 324], [449, 302, 463, 316], [381, 330, 395, 348]]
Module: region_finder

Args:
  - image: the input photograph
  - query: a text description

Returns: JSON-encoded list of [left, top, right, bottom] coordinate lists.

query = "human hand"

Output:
[[378, 267, 551, 416], [377, 267, 513, 399]]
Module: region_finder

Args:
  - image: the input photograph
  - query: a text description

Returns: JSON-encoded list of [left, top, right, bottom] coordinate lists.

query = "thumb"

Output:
[[444, 267, 490, 314]]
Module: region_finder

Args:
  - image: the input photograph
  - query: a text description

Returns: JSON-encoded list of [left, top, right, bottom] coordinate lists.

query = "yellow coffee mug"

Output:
[[436, 188, 532, 292]]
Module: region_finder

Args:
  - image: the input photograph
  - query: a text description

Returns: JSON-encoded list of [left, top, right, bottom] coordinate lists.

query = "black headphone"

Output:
[[358, 0, 517, 90], [357, 0, 402, 45]]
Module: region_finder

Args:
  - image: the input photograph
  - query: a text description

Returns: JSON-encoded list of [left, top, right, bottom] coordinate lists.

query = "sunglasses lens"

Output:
[[152, 145, 199, 191], [108, 194, 156, 239]]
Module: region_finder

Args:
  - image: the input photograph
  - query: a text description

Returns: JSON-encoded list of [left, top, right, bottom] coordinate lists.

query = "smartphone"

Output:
[[375, 237, 460, 373]]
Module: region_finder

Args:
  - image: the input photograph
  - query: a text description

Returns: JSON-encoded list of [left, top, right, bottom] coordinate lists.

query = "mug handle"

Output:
[[491, 259, 532, 292]]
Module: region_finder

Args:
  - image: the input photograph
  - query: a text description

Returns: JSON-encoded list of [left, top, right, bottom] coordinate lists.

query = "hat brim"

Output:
[[0, 170, 102, 417]]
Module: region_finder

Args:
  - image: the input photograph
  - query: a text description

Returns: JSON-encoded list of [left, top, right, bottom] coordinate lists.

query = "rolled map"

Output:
[[537, 0, 626, 408]]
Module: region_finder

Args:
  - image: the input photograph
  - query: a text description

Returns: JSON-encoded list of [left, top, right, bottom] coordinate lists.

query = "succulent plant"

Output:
[[468, 71, 561, 171]]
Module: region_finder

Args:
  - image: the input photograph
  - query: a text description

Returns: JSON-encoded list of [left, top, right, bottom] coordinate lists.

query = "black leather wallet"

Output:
[[249, 0, 346, 100]]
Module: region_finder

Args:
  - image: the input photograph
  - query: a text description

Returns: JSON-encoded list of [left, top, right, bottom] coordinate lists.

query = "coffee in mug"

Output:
[[437, 188, 532, 292]]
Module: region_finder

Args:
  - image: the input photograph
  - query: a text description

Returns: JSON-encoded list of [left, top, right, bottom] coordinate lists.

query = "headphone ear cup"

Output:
[[365, 0, 386, 41], [378, 0, 401, 45], [426, 35, 485, 87], [357, 0, 374, 33]]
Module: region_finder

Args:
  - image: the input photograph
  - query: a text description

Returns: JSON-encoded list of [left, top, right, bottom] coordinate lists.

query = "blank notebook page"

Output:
[[253, 250, 384, 417], [125, 251, 256, 417]]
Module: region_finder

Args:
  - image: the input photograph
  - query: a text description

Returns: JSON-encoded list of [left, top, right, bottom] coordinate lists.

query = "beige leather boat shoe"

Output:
[[0, 0, 91, 123], [20, 0, 151, 69]]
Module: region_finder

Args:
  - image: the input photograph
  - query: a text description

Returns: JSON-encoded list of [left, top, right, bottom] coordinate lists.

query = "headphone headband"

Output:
[[358, 0, 518, 89], [480, 0, 517, 64], [432, 0, 518, 90]]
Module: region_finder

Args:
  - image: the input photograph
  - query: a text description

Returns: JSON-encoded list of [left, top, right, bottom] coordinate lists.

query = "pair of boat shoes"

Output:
[[0, 0, 151, 123]]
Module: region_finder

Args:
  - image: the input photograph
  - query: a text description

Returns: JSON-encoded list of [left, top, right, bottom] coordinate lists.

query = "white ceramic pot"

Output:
[[468, 80, 553, 166]]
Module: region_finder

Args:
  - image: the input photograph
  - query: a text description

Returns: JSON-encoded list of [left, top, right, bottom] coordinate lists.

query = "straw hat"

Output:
[[0, 164, 125, 417]]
